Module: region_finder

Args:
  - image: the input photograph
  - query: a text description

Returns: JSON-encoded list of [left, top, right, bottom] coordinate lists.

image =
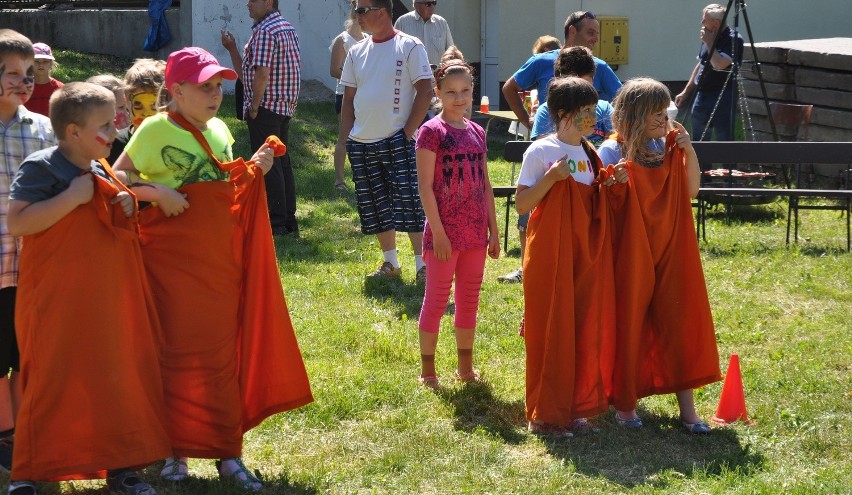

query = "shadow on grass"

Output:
[[701, 202, 783, 224], [794, 244, 851, 256], [8, 465, 319, 495], [436, 380, 527, 445], [363, 275, 426, 320], [537, 410, 765, 488], [157, 472, 319, 495]]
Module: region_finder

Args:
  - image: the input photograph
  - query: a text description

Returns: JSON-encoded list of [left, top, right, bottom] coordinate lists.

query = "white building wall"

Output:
[[543, 0, 852, 84], [190, 1, 852, 94]]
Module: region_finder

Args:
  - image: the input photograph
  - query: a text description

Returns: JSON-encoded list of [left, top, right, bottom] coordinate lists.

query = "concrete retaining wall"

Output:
[[741, 38, 852, 142], [0, 8, 191, 62]]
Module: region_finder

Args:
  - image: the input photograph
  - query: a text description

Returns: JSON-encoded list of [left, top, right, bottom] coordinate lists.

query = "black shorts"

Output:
[[335, 93, 343, 114], [0, 287, 18, 373]]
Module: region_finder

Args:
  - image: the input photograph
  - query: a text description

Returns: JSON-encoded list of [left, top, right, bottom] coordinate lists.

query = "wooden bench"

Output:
[[692, 141, 851, 250]]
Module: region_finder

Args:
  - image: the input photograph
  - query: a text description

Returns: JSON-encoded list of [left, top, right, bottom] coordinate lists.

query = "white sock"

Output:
[[383, 249, 400, 268], [414, 255, 425, 271]]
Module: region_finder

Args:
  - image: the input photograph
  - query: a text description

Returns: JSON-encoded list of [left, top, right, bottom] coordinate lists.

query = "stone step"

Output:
[[739, 61, 796, 84]]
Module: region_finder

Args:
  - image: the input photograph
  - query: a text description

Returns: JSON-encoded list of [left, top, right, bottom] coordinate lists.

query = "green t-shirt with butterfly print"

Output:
[[124, 113, 234, 189]]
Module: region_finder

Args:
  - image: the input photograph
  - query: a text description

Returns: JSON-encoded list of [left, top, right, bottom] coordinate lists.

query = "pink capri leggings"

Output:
[[418, 247, 487, 334]]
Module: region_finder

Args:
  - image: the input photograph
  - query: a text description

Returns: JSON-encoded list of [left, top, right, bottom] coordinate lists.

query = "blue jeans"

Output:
[[691, 84, 736, 141]]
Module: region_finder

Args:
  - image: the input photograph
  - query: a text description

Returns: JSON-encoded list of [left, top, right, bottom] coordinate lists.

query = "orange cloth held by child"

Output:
[[607, 130, 722, 411], [13, 165, 171, 481], [523, 164, 617, 426], [137, 114, 313, 458], [265, 135, 287, 157]]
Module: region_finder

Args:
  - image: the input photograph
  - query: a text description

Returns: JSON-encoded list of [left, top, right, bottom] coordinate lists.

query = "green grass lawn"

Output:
[[7, 51, 850, 494]]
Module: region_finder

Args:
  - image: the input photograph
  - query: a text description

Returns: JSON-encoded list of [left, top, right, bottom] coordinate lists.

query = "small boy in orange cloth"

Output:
[[7, 82, 171, 495]]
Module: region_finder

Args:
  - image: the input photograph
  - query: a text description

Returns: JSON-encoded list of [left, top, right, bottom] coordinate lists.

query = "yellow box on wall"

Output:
[[594, 16, 628, 67]]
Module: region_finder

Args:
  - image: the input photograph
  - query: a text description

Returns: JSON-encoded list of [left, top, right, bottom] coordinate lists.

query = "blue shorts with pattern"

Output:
[[517, 211, 530, 231], [347, 130, 425, 235]]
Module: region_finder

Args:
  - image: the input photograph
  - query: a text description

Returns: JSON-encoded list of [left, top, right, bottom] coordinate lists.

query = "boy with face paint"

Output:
[[106, 58, 165, 165], [7, 82, 171, 495], [0, 29, 55, 477]]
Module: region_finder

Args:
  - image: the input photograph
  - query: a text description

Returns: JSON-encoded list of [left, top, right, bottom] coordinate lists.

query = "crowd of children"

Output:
[[0, 31, 312, 495], [0, 23, 722, 494]]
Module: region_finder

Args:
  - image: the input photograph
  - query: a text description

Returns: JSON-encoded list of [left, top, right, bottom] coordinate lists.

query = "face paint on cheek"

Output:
[[130, 92, 158, 128], [96, 131, 111, 146], [114, 111, 130, 130]]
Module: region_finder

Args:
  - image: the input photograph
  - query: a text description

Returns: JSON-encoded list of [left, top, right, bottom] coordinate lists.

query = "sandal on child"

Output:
[[454, 369, 480, 383], [418, 374, 440, 389], [160, 457, 189, 481], [569, 418, 601, 434], [615, 412, 643, 430], [528, 420, 573, 439], [216, 458, 264, 492], [681, 418, 712, 434], [7, 481, 36, 495], [106, 469, 157, 495]]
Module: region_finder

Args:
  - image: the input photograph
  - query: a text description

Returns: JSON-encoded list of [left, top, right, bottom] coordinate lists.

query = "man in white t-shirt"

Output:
[[394, 0, 455, 66], [340, 0, 434, 282]]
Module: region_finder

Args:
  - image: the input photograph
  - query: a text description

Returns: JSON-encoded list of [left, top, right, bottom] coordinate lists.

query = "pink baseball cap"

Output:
[[164, 47, 237, 89], [33, 42, 55, 61]]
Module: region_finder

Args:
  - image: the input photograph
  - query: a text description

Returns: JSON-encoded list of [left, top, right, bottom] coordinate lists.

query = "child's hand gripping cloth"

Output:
[[607, 129, 721, 412], [522, 163, 617, 427], [136, 113, 313, 458], [13, 162, 171, 481]]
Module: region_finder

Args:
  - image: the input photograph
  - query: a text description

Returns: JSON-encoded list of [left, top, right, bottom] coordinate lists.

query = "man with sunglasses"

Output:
[[496, 10, 620, 284], [394, 0, 455, 66], [340, 0, 434, 282]]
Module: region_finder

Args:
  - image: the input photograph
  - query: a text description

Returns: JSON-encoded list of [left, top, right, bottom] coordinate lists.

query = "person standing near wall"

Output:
[[222, 0, 301, 237], [329, 1, 368, 191], [674, 3, 743, 141], [394, 0, 454, 66]]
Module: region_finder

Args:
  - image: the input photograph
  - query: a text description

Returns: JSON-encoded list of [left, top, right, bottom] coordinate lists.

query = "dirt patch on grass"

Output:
[[300, 79, 335, 103]]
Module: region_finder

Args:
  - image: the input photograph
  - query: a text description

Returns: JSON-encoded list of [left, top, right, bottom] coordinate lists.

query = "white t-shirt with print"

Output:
[[517, 134, 596, 188], [340, 31, 433, 143]]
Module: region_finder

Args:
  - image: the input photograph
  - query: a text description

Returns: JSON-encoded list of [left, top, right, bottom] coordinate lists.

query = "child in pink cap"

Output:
[[23, 42, 63, 117], [113, 47, 313, 492]]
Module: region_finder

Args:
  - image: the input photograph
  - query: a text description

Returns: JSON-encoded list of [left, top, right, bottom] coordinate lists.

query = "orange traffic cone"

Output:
[[711, 354, 753, 425]]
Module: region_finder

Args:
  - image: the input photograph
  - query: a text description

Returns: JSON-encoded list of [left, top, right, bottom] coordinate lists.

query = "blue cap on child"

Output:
[[165, 46, 237, 90]]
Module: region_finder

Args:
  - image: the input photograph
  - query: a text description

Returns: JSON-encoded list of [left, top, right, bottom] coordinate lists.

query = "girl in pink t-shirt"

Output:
[[415, 61, 500, 388]]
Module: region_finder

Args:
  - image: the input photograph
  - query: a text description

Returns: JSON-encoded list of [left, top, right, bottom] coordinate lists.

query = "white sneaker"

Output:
[[497, 268, 523, 283]]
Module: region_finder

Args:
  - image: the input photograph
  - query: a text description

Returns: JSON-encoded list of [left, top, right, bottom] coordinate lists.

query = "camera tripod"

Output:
[[682, 0, 779, 142]]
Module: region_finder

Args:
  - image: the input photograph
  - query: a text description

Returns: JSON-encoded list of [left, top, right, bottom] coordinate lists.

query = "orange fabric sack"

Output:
[[137, 115, 313, 458], [13, 164, 171, 481], [608, 130, 722, 411], [523, 166, 617, 426]]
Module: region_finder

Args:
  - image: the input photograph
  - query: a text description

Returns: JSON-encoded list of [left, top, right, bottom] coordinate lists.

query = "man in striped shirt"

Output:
[[223, 0, 301, 237]]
